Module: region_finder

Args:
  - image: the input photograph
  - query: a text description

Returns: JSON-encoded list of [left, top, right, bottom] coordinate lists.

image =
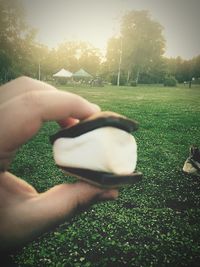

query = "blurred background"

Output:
[[0, 0, 200, 85]]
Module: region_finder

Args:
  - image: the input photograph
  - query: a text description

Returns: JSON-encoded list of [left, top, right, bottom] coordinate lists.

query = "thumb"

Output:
[[0, 180, 118, 250], [34, 182, 119, 224], [72, 182, 119, 211]]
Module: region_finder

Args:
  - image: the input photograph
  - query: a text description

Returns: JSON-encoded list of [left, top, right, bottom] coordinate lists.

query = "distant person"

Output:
[[0, 77, 118, 251]]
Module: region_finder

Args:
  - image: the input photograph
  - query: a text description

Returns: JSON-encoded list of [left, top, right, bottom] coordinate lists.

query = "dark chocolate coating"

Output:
[[50, 113, 139, 144], [60, 166, 143, 188]]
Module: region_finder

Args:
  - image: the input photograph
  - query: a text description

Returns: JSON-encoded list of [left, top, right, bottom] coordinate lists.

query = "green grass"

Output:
[[8, 84, 200, 266]]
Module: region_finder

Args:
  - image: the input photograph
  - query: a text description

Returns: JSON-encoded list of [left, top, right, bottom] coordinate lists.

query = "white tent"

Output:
[[53, 68, 72, 78]]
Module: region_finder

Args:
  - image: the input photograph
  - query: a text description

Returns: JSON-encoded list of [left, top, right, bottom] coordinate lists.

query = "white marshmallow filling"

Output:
[[53, 126, 137, 175]]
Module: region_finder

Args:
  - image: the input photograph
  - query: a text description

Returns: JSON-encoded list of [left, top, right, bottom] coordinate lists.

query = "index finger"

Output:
[[0, 90, 100, 155], [0, 76, 56, 104]]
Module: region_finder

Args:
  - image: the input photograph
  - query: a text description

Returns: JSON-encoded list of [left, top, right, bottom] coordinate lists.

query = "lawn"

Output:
[[7, 84, 200, 266]]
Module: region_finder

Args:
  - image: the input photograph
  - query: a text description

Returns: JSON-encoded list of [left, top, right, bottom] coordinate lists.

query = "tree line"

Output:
[[0, 0, 199, 85]]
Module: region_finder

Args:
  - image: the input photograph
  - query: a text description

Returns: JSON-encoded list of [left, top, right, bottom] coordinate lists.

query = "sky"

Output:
[[22, 0, 200, 59]]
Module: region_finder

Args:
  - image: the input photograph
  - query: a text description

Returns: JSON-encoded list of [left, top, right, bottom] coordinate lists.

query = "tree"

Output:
[[164, 57, 194, 83], [191, 55, 200, 80], [121, 10, 165, 83], [55, 41, 101, 75], [106, 37, 121, 73], [78, 43, 101, 76], [106, 10, 166, 84], [0, 0, 37, 82]]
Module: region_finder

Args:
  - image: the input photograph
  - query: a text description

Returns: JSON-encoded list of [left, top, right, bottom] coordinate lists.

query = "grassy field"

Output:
[[7, 84, 200, 266]]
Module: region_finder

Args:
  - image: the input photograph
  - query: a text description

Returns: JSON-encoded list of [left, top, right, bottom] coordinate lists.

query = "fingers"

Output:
[[0, 90, 100, 152], [0, 179, 118, 250], [58, 103, 100, 128], [58, 117, 80, 128], [0, 76, 56, 104], [32, 182, 118, 224], [0, 172, 37, 206], [64, 182, 119, 211], [37, 91, 100, 122], [98, 188, 119, 201]]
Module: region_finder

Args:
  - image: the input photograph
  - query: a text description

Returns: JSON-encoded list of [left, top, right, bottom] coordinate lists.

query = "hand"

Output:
[[0, 77, 118, 251]]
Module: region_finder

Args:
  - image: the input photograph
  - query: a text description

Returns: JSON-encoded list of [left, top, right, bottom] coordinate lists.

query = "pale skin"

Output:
[[0, 77, 118, 251]]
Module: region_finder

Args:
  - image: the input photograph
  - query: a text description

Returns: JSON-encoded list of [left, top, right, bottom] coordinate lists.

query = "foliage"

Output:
[[110, 73, 127, 86], [0, 0, 39, 82], [106, 10, 166, 84], [0, 0, 102, 82], [130, 80, 137, 87], [55, 41, 101, 76], [121, 10, 165, 78], [0, 1, 200, 85], [106, 37, 121, 73], [7, 84, 200, 267], [165, 55, 200, 83], [163, 76, 177, 87]]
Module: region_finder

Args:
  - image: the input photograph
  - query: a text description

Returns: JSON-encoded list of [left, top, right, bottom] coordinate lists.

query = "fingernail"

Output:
[[100, 189, 119, 200]]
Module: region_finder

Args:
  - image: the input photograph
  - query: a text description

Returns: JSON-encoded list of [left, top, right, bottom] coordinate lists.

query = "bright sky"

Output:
[[22, 0, 200, 59]]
